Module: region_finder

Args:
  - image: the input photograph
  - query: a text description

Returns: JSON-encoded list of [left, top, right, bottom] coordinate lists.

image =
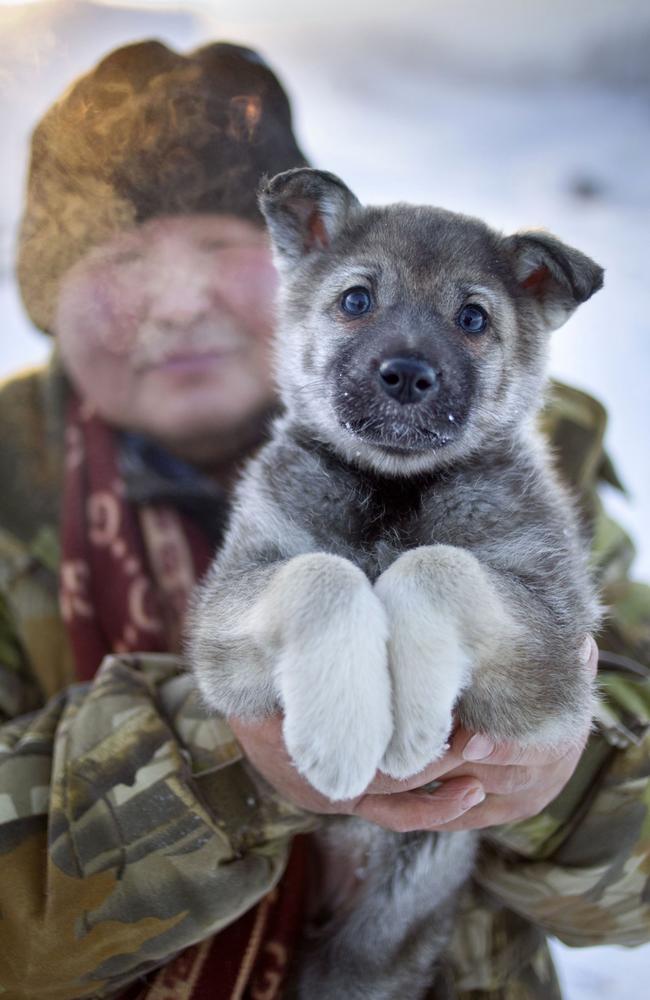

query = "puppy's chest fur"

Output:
[[258, 429, 534, 581]]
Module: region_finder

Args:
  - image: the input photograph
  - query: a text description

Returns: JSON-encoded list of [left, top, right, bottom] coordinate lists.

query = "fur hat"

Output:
[[16, 40, 308, 333]]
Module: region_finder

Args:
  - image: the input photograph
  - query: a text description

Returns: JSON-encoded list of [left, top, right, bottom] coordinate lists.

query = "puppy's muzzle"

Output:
[[378, 357, 440, 405]]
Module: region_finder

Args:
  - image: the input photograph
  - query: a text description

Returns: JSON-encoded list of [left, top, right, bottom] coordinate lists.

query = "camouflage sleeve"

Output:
[[475, 542, 650, 947], [0, 590, 43, 722], [476, 657, 650, 947], [0, 650, 313, 998], [472, 385, 650, 948]]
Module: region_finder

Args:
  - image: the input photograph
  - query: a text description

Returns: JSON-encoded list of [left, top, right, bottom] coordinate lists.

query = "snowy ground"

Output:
[[1, 1, 649, 995]]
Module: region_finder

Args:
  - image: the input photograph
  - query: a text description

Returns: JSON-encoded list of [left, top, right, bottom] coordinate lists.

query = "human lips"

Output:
[[137, 345, 244, 373]]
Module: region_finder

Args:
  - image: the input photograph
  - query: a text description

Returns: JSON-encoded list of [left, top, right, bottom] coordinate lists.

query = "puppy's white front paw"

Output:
[[380, 702, 453, 781], [276, 563, 392, 800], [375, 552, 472, 781], [284, 695, 389, 801], [378, 619, 470, 780]]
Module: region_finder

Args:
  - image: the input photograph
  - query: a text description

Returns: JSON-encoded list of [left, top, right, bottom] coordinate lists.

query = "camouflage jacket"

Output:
[[0, 359, 648, 1000]]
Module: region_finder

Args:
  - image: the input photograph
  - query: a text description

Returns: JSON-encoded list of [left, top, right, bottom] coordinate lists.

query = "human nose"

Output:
[[147, 259, 213, 328]]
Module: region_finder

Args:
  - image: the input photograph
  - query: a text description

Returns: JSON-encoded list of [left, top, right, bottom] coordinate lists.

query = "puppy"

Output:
[[189, 168, 603, 998]]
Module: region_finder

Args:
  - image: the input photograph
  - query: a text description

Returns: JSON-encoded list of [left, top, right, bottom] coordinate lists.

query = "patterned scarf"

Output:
[[60, 393, 309, 998]]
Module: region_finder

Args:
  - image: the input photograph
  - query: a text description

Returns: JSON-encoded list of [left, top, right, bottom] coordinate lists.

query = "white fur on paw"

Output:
[[277, 582, 392, 801], [379, 629, 469, 780], [375, 561, 472, 781], [380, 710, 452, 780]]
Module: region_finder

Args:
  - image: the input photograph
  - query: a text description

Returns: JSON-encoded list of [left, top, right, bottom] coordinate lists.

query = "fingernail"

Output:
[[461, 787, 486, 809], [463, 735, 495, 761], [579, 636, 594, 664]]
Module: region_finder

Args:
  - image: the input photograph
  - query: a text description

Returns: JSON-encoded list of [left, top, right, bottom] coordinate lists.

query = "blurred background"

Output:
[[0, 2, 648, 995]]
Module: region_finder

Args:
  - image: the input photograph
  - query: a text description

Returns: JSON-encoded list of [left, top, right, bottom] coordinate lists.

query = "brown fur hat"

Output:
[[16, 40, 308, 333]]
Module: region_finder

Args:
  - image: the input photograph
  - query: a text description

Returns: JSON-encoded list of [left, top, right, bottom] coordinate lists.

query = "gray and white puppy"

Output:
[[189, 168, 603, 998]]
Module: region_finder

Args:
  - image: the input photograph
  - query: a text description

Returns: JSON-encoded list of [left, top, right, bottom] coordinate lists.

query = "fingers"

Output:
[[357, 740, 580, 832], [423, 780, 569, 832], [422, 749, 580, 831], [367, 747, 464, 793], [454, 712, 592, 767], [455, 730, 578, 767], [353, 777, 485, 833], [421, 794, 531, 832], [372, 759, 540, 798], [446, 762, 540, 796], [424, 741, 585, 832]]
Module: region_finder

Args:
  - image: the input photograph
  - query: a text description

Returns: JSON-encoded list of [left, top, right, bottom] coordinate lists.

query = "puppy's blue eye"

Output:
[[341, 287, 372, 316], [458, 304, 488, 334]]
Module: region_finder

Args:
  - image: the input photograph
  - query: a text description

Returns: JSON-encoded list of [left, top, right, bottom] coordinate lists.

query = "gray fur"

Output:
[[188, 168, 603, 998]]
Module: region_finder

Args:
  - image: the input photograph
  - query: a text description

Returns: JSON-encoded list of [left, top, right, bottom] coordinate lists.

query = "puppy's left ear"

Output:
[[505, 230, 604, 332], [258, 167, 361, 268]]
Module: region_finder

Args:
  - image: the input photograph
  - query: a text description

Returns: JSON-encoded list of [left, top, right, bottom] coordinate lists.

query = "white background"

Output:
[[1, 2, 648, 995]]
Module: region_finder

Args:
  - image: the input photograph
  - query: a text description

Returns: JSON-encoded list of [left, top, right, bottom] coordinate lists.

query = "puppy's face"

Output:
[[260, 169, 603, 476]]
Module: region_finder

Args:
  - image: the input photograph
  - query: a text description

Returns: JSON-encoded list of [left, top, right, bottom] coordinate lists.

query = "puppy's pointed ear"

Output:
[[506, 230, 604, 332], [258, 168, 361, 267]]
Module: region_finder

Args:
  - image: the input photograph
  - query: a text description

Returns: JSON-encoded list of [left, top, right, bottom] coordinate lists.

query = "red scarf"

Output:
[[60, 394, 309, 998]]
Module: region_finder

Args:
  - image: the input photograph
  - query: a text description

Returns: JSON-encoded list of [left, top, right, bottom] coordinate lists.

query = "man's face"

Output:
[[54, 214, 278, 462]]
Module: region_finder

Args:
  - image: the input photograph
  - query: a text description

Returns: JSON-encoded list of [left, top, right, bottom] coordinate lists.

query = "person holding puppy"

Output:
[[0, 40, 648, 999]]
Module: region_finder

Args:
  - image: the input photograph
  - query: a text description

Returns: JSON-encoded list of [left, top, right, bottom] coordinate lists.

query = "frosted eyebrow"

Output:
[[464, 285, 500, 305], [326, 261, 380, 288], [336, 267, 375, 282]]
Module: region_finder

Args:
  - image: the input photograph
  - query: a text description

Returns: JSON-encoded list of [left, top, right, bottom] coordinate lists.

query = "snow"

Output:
[[1, 2, 648, 994]]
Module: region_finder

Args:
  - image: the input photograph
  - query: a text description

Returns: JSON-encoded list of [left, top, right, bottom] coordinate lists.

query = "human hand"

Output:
[[228, 636, 598, 834], [227, 711, 486, 832], [365, 634, 600, 832]]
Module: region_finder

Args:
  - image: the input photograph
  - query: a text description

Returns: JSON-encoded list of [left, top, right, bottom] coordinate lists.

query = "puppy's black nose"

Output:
[[378, 357, 439, 405]]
